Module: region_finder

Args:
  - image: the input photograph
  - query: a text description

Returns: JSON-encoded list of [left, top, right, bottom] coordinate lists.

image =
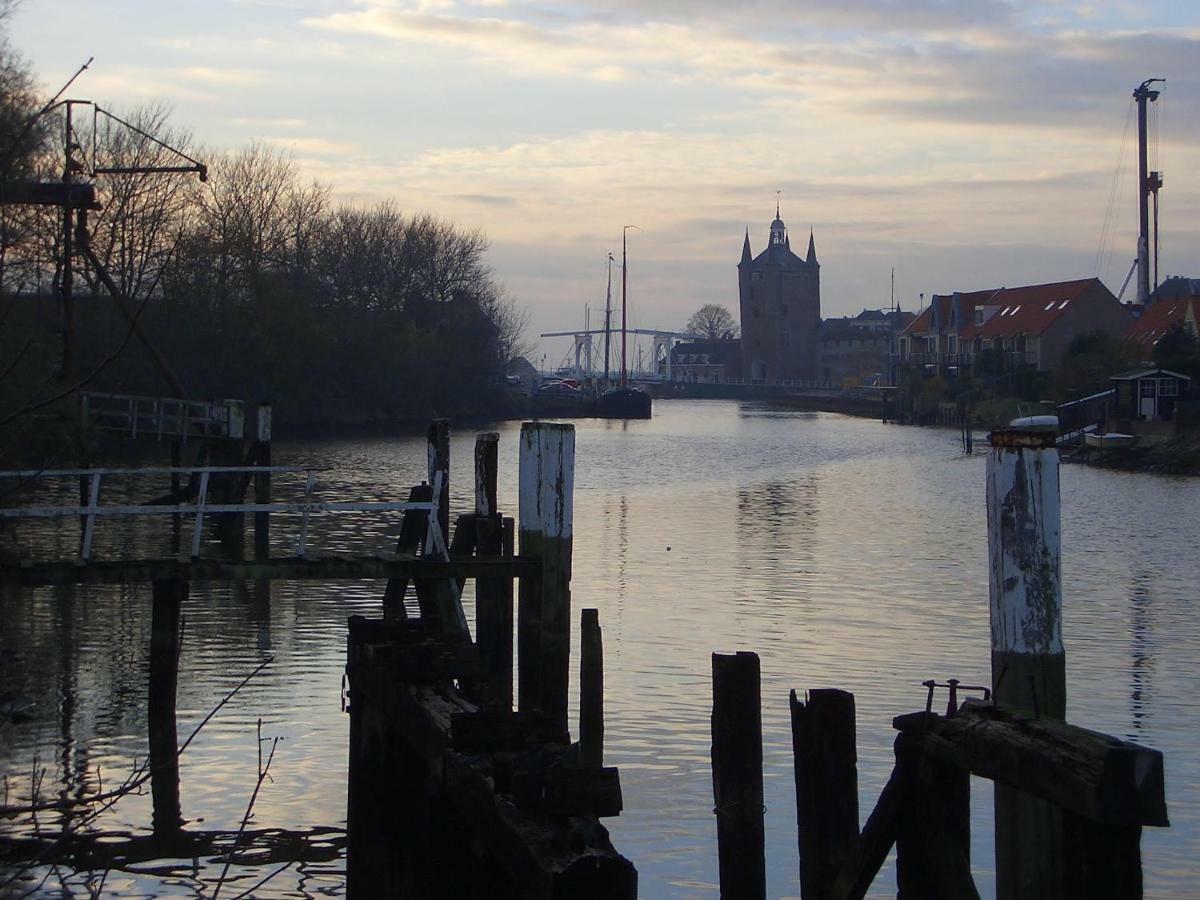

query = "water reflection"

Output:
[[2, 402, 1199, 897]]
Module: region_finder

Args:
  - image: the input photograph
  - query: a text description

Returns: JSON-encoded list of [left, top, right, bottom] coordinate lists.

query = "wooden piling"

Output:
[[517, 422, 574, 729], [894, 732, 977, 900], [580, 608, 604, 769], [149, 578, 185, 838], [986, 427, 1065, 899], [711, 651, 765, 900], [474, 433, 511, 708], [790, 688, 859, 899]]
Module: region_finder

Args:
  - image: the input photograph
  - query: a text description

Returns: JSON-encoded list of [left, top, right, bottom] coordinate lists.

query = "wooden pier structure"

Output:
[[0, 420, 635, 897], [706, 424, 1169, 899]]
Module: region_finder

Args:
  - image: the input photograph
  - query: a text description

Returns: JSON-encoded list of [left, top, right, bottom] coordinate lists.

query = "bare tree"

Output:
[[684, 303, 739, 340]]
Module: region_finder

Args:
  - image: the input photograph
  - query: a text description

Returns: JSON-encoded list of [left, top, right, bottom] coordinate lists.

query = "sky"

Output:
[[9, 0, 1200, 363]]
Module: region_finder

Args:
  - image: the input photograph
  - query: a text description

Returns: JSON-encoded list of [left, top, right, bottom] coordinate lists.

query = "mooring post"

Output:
[[987, 426, 1065, 899], [473, 433, 511, 707], [149, 578, 185, 839], [580, 608, 604, 769], [427, 418, 450, 547], [517, 422, 574, 729], [790, 688, 859, 899], [253, 402, 272, 562], [711, 651, 766, 900]]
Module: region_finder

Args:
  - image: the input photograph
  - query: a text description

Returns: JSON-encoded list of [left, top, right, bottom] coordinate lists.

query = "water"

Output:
[[2, 400, 1198, 897]]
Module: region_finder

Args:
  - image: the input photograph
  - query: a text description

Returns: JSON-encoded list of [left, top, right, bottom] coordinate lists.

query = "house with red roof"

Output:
[[898, 278, 1132, 375], [1124, 296, 1200, 359]]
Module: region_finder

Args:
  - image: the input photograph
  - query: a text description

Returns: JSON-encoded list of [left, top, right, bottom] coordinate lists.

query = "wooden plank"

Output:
[[711, 651, 765, 900], [427, 419, 450, 546], [1063, 812, 1143, 899], [512, 766, 623, 818], [383, 484, 433, 619], [475, 513, 512, 709], [0, 553, 540, 587], [892, 703, 1168, 827], [987, 426, 1065, 899], [450, 710, 568, 753], [791, 688, 859, 900], [829, 764, 904, 900]]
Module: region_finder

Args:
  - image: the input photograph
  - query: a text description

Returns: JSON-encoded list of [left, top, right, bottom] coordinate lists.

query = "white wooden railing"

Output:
[[80, 392, 245, 441], [0, 466, 446, 561]]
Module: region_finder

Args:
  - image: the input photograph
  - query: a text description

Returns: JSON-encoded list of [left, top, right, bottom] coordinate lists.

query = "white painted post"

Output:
[[225, 399, 245, 440], [517, 421, 575, 729], [191, 471, 210, 559], [298, 469, 317, 557], [81, 473, 101, 560], [986, 426, 1065, 899]]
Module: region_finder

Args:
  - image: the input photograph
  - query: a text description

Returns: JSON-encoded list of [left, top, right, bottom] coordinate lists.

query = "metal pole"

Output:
[[604, 253, 613, 385], [1133, 79, 1163, 305]]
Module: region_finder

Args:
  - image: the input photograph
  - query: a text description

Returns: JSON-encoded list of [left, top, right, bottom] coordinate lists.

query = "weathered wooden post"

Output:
[[580, 608, 604, 769], [987, 426, 1064, 898], [149, 578, 185, 839], [790, 688, 859, 899], [428, 418, 450, 547], [711, 651, 765, 900], [253, 402, 272, 563], [518, 422, 574, 729], [473, 433, 512, 708], [894, 732, 977, 899]]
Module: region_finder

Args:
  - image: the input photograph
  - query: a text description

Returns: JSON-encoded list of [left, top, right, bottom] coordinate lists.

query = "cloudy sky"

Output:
[[10, 0, 1199, 358]]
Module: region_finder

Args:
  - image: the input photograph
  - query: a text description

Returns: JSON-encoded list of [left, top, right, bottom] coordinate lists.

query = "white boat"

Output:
[[1008, 414, 1059, 432], [1085, 432, 1136, 449]]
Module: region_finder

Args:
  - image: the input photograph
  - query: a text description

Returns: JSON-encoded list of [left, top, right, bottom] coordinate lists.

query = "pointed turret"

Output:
[[741, 228, 752, 264], [806, 228, 817, 264]]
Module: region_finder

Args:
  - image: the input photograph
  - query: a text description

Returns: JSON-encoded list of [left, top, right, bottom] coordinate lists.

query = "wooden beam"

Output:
[[892, 703, 1168, 827], [0, 553, 540, 587], [579, 608, 604, 769]]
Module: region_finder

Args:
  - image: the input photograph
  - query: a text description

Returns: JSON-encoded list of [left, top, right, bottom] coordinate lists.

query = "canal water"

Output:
[[2, 400, 1198, 897]]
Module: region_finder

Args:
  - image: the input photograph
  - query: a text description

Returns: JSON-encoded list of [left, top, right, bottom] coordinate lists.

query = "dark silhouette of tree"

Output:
[[684, 303, 739, 339]]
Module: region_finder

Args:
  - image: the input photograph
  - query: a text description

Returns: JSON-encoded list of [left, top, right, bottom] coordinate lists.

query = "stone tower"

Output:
[[737, 206, 821, 381]]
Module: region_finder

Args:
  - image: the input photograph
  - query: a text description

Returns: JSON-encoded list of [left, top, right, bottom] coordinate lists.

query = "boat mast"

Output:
[[603, 253, 613, 385], [1134, 78, 1164, 304], [621, 225, 640, 387]]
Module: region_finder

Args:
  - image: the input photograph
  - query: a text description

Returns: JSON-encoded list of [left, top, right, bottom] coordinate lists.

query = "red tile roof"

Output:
[[903, 278, 1118, 340], [1125, 297, 1200, 347], [962, 279, 1102, 340]]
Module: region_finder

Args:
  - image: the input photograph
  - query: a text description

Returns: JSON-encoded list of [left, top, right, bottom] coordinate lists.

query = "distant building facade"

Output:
[[817, 308, 915, 386], [898, 278, 1132, 374], [737, 207, 821, 381], [670, 338, 741, 382]]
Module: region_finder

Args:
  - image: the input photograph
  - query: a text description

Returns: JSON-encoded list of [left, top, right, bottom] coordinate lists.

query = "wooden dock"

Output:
[[0, 419, 636, 898]]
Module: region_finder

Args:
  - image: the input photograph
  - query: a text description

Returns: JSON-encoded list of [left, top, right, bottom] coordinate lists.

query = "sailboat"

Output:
[[596, 227, 652, 419]]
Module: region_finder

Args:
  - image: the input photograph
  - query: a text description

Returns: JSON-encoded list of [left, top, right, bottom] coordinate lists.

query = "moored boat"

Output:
[[597, 386, 651, 419], [1084, 431, 1137, 449]]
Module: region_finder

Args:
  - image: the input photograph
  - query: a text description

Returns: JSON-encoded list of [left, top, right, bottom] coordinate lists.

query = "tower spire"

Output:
[[806, 228, 817, 264], [776, 189, 781, 219], [741, 228, 752, 264]]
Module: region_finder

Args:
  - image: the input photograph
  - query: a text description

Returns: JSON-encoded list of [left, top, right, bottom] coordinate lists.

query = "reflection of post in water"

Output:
[[149, 579, 185, 838], [52, 582, 80, 821], [1128, 574, 1155, 736]]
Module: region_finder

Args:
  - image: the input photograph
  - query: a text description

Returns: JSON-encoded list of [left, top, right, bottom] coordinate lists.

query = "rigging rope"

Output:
[[1093, 98, 1134, 282]]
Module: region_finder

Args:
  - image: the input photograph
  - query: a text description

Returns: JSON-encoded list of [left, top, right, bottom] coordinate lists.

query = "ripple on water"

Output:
[[3, 403, 1199, 897]]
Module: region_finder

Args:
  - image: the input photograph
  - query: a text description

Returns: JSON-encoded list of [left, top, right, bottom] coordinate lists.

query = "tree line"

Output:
[[0, 42, 528, 446]]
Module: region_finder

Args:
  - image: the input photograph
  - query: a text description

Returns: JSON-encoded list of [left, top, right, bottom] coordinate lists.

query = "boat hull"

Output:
[[597, 387, 652, 419], [1085, 432, 1136, 449]]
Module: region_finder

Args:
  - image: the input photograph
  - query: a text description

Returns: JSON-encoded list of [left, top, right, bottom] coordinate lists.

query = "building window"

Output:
[[751, 272, 762, 282], [782, 331, 791, 347], [1160, 379, 1179, 397], [1140, 379, 1156, 398]]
